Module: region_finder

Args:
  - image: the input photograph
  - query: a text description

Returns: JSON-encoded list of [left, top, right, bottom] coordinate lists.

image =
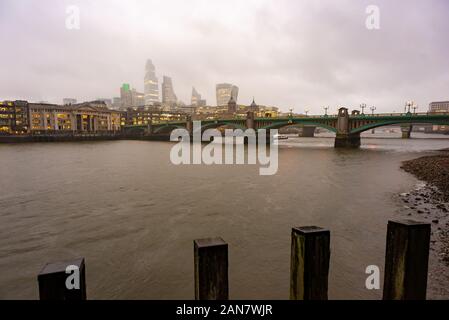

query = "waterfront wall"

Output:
[[0, 132, 175, 143]]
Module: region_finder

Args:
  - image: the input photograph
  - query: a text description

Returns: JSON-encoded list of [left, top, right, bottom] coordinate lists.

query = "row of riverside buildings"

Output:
[[0, 98, 278, 135]]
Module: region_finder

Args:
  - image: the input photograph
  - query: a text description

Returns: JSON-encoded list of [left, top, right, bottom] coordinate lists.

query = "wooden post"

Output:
[[194, 238, 229, 300], [38, 258, 86, 300], [383, 219, 431, 300], [290, 226, 330, 300]]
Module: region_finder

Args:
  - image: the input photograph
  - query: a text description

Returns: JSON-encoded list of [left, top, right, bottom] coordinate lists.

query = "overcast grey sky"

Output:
[[1, 0, 448, 113]]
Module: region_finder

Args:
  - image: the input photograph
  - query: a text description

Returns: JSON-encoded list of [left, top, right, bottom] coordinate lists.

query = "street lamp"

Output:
[[405, 101, 413, 114], [305, 109, 309, 116], [412, 104, 418, 114], [370, 106, 376, 115], [360, 103, 367, 115], [289, 108, 293, 117], [323, 106, 329, 116]]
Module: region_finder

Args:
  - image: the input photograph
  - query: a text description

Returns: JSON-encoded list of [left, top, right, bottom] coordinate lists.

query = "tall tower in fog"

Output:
[[191, 87, 202, 105], [161, 76, 177, 106], [144, 59, 159, 105]]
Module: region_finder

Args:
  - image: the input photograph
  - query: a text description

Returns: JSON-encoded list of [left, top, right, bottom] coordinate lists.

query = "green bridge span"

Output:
[[124, 107, 449, 148]]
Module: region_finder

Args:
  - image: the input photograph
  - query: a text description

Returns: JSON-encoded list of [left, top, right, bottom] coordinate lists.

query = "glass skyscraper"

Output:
[[144, 59, 159, 105], [161, 76, 177, 106], [216, 83, 238, 106]]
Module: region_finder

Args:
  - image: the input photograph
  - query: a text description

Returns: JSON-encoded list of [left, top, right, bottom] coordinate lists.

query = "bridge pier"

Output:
[[401, 124, 412, 139], [334, 133, 361, 148], [299, 126, 316, 137], [334, 107, 361, 148], [246, 111, 255, 130]]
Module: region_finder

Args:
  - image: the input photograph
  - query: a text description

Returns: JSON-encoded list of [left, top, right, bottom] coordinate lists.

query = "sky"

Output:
[[1, 0, 449, 113]]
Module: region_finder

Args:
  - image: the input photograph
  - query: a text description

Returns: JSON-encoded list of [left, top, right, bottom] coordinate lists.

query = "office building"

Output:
[[216, 83, 239, 106], [191, 87, 206, 106], [429, 101, 449, 132], [161, 76, 178, 107], [144, 59, 159, 105], [0, 100, 29, 134], [429, 101, 449, 113], [120, 83, 145, 108]]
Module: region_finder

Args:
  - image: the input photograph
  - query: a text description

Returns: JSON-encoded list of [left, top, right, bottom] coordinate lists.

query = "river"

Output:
[[0, 132, 448, 299]]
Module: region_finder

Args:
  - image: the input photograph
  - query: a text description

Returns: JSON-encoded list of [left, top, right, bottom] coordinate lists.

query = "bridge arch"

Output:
[[153, 124, 186, 134], [260, 120, 338, 133], [194, 121, 247, 133], [350, 120, 449, 134]]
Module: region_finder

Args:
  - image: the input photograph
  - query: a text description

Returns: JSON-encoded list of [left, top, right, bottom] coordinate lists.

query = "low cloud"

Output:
[[1, 0, 448, 113]]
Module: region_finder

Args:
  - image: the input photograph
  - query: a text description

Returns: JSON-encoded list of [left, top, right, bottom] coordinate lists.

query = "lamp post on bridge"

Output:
[[305, 109, 309, 117], [405, 101, 413, 114], [323, 106, 329, 117], [360, 103, 367, 115], [412, 104, 418, 115], [370, 106, 376, 134]]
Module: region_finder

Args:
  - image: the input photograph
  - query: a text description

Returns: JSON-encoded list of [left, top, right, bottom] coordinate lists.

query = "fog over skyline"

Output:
[[1, 0, 449, 113]]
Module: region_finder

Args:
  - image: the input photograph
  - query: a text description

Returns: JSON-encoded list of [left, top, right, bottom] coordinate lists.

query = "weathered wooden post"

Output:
[[194, 238, 229, 300], [383, 219, 431, 300], [38, 258, 87, 300], [290, 226, 330, 300]]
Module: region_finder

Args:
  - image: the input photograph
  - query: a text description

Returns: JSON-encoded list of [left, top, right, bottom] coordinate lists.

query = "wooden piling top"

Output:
[[194, 237, 227, 248], [292, 226, 330, 235], [39, 258, 85, 276], [388, 219, 430, 227]]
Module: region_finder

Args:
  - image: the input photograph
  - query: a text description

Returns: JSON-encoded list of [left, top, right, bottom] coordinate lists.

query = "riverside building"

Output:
[[0, 100, 122, 134]]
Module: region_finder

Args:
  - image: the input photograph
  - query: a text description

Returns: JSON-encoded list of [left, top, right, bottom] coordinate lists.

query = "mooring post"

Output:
[[38, 258, 87, 300], [383, 219, 431, 300], [290, 226, 330, 300], [194, 237, 229, 300]]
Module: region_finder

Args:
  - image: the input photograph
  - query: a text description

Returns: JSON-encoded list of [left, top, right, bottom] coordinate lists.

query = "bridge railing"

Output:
[[130, 111, 449, 126], [351, 112, 449, 117]]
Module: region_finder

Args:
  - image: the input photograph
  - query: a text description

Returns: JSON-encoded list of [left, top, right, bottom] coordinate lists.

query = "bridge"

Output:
[[124, 107, 449, 148]]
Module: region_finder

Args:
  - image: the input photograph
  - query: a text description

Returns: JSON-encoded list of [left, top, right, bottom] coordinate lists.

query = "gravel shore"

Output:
[[401, 149, 449, 201], [399, 149, 449, 299]]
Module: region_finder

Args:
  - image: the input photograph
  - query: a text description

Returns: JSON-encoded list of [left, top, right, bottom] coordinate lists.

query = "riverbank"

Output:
[[399, 149, 449, 298], [401, 149, 449, 201], [0, 133, 174, 143]]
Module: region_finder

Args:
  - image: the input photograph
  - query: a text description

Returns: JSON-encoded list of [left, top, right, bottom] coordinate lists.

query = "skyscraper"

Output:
[[161, 76, 177, 106], [120, 83, 145, 108], [191, 87, 201, 106], [216, 83, 239, 106], [191, 87, 207, 106], [144, 59, 159, 105]]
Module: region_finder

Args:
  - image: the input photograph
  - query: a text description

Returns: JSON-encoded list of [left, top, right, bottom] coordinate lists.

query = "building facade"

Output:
[[429, 101, 449, 132], [216, 83, 239, 106], [1, 100, 122, 134], [429, 101, 449, 113], [125, 106, 186, 126], [144, 59, 159, 105], [0, 100, 29, 134]]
